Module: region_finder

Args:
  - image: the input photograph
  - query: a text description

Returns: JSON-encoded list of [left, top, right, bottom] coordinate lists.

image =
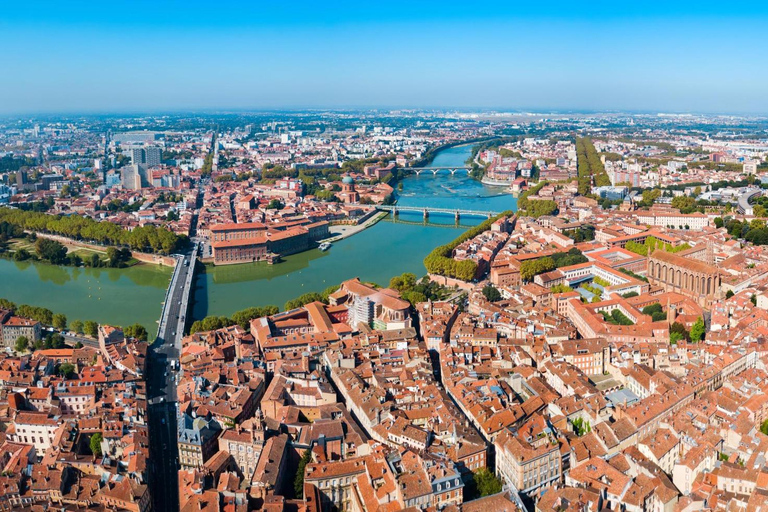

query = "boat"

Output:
[[318, 242, 332, 252]]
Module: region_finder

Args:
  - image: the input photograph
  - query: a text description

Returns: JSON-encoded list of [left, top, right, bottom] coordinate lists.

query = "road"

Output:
[[147, 243, 197, 512]]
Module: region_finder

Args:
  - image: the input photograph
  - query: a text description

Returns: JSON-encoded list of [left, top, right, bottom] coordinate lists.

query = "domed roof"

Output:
[[342, 176, 354, 184]]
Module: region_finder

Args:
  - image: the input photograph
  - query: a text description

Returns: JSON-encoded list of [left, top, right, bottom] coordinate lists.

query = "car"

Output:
[[172, 331, 176, 336]]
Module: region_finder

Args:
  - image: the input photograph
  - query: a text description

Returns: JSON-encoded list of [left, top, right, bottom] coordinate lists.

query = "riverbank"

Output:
[[480, 176, 515, 187], [321, 211, 388, 243], [29, 232, 177, 267]]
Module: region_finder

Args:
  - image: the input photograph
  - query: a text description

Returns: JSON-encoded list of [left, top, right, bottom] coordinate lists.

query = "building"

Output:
[[647, 250, 721, 308], [494, 419, 562, 498], [10, 412, 60, 452], [130, 146, 162, 167], [178, 413, 222, 469], [2, 317, 41, 348]]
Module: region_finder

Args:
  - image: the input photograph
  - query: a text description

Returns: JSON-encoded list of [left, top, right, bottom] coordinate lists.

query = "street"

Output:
[[147, 243, 197, 512]]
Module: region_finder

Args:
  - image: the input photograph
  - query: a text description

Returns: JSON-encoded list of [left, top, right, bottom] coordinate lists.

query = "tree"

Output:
[[725, 290, 735, 299], [670, 322, 689, 344], [714, 217, 724, 229], [189, 316, 234, 334], [294, 449, 311, 498], [520, 257, 555, 282], [572, 417, 592, 436], [13, 248, 30, 261], [35, 238, 68, 264], [285, 292, 324, 311], [59, 362, 76, 378], [482, 285, 502, 302], [473, 468, 502, 497], [266, 199, 283, 210], [755, 205, 767, 218], [389, 273, 417, 292], [230, 306, 279, 329], [83, 320, 98, 338], [52, 313, 67, 330], [70, 319, 84, 334], [14, 336, 29, 353], [89, 432, 103, 457], [761, 419, 768, 436], [690, 317, 705, 343], [123, 323, 148, 341]]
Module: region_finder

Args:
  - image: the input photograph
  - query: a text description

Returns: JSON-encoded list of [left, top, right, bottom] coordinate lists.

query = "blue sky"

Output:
[[1, 1, 767, 114]]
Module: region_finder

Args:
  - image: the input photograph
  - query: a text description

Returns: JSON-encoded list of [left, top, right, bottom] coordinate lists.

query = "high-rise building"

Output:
[[145, 146, 162, 167], [16, 170, 27, 187], [121, 165, 142, 190], [130, 146, 162, 167], [130, 148, 144, 166]]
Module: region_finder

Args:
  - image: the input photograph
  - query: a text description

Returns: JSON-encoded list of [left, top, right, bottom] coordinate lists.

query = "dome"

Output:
[[342, 176, 354, 185]]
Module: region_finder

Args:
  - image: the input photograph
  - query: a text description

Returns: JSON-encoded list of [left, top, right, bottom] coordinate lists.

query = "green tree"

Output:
[[482, 285, 502, 302], [0, 298, 16, 310], [59, 363, 76, 379], [690, 317, 705, 343], [266, 199, 284, 210], [714, 217, 724, 229], [70, 319, 84, 334], [550, 284, 574, 293], [755, 205, 767, 218], [294, 449, 312, 498], [89, 432, 103, 457], [725, 290, 735, 299], [572, 417, 592, 436], [13, 248, 30, 261], [14, 336, 29, 353], [473, 468, 502, 497], [123, 323, 148, 341], [760, 419, 768, 436], [35, 238, 68, 264], [230, 306, 279, 329], [83, 320, 98, 338], [389, 273, 417, 292], [670, 322, 689, 344], [52, 313, 67, 330], [520, 257, 556, 281], [285, 292, 324, 311]]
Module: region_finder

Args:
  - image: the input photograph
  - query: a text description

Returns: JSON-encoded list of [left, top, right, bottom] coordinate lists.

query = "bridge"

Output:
[[407, 166, 472, 176], [147, 242, 198, 512], [376, 204, 498, 221]]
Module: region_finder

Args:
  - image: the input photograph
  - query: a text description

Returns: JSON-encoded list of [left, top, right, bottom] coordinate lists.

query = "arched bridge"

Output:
[[408, 166, 472, 176], [376, 204, 498, 221]]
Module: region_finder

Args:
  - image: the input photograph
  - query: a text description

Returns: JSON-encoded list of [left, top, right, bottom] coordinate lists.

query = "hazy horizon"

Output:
[[2, 0, 768, 115]]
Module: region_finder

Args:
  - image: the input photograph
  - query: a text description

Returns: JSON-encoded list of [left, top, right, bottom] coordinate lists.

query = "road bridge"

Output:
[[376, 204, 498, 221], [147, 243, 198, 512], [407, 166, 472, 176]]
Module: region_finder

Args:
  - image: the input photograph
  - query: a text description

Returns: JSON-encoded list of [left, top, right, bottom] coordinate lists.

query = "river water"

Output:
[[0, 144, 516, 328], [193, 144, 517, 317], [0, 258, 171, 332]]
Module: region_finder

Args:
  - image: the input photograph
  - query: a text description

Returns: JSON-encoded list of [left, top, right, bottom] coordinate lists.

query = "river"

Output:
[[0, 144, 516, 328], [0, 258, 171, 333], [193, 144, 517, 317]]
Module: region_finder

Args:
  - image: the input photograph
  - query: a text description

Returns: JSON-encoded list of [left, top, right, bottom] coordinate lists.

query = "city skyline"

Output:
[[2, 0, 768, 115]]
